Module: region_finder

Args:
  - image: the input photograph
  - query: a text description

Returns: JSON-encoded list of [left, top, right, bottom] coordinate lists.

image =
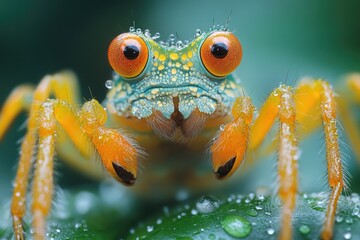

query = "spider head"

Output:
[[106, 28, 243, 140]]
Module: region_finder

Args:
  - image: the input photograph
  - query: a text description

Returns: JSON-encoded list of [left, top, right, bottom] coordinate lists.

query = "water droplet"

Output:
[[75, 192, 97, 214], [195, 29, 202, 37], [74, 223, 81, 229], [136, 28, 142, 34], [196, 196, 219, 214], [351, 193, 360, 204], [220, 215, 252, 238], [156, 218, 162, 225], [129, 26, 135, 32], [336, 216, 344, 223], [255, 205, 263, 210], [144, 29, 151, 37], [308, 198, 326, 211], [219, 124, 225, 131], [176, 40, 183, 49], [191, 209, 198, 215], [152, 32, 160, 40], [344, 232, 352, 239], [267, 228, 275, 235], [257, 195, 265, 201], [245, 209, 258, 217], [105, 80, 113, 89], [352, 206, 360, 217], [299, 225, 310, 235], [227, 195, 235, 202], [169, 34, 176, 41], [147, 225, 154, 232], [346, 218, 353, 225], [249, 193, 255, 199]]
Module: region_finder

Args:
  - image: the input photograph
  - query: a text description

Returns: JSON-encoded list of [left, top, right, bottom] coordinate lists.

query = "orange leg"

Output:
[[210, 96, 254, 179], [2, 73, 83, 240], [248, 86, 299, 240], [4, 95, 138, 239], [78, 99, 138, 185], [294, 79, 344, 240], [31, 101, 57, 240], [248, 80, 344, 240], [277, 87, 298, 240], [0, 85, 34, 140], [211, 88, 298, 239], [28, 98, 139, 239]]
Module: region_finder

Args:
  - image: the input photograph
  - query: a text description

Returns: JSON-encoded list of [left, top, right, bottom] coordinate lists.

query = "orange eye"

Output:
[[200, 31, 242, 77], [108, 33, 149, 78]]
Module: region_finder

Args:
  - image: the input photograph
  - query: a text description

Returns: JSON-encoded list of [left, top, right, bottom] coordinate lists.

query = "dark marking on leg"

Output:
[[112, 162, 136, 186], [215, 157, 236, 179]]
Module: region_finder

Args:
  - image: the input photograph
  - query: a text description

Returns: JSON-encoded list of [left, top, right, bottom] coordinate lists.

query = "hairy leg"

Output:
[[210, 96, 254, 179], [241, 79, 343, 240], [0, 72, 89, 239]]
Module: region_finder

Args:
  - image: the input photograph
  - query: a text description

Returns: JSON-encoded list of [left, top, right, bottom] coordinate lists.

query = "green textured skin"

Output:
[[105, 29, 242, 120]]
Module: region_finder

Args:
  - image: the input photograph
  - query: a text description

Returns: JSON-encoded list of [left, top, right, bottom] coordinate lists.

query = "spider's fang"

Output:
[[112, 162, 136, 185], [215, 156, 236, 179]]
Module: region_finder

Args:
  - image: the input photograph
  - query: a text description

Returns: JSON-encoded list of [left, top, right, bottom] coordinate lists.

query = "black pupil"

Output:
[[211, 42, 228, 59], [123, 45, 140, 60]]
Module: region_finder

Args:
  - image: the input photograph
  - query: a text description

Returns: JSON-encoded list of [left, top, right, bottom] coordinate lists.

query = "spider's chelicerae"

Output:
[[1, 27, 360, 240]]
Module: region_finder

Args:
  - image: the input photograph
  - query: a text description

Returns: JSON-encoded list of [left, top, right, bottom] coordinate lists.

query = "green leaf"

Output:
[[1, 189, 360, 240], [128, 193, 360, 240]]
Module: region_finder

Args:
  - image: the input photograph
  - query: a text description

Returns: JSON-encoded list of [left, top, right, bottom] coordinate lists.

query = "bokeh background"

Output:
[[1, 0, 360, 203]]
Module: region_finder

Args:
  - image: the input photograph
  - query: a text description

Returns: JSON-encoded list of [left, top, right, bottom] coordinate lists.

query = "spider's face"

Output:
[[106, 29, 243, 140]]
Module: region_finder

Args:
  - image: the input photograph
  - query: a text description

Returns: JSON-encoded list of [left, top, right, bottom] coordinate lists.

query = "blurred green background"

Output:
[[1, 0, 360, 203]]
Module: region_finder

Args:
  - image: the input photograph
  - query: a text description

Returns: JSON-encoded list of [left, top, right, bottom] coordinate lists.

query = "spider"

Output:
[[1, 26, 360, 240]]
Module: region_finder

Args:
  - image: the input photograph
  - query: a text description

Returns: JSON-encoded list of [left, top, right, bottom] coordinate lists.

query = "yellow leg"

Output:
[[32, 101, 56, 240], [0, 85, 34, 140], [13, 97, 139, 240], [0, 85, 34, 239], [277, 87, 298, 240], [248, 86, 299, 240], [244, 79, 343, 240], [2, 72, 87, 239], [318, 81, 344, 240]]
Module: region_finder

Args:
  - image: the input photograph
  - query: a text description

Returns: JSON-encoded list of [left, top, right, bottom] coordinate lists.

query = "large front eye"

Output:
[[108, 33, 149, 78], [200, 31, 242, 77]]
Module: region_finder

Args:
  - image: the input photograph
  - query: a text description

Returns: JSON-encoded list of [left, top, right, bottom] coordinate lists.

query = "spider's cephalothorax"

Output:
[[106, 29, 242, 141]]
